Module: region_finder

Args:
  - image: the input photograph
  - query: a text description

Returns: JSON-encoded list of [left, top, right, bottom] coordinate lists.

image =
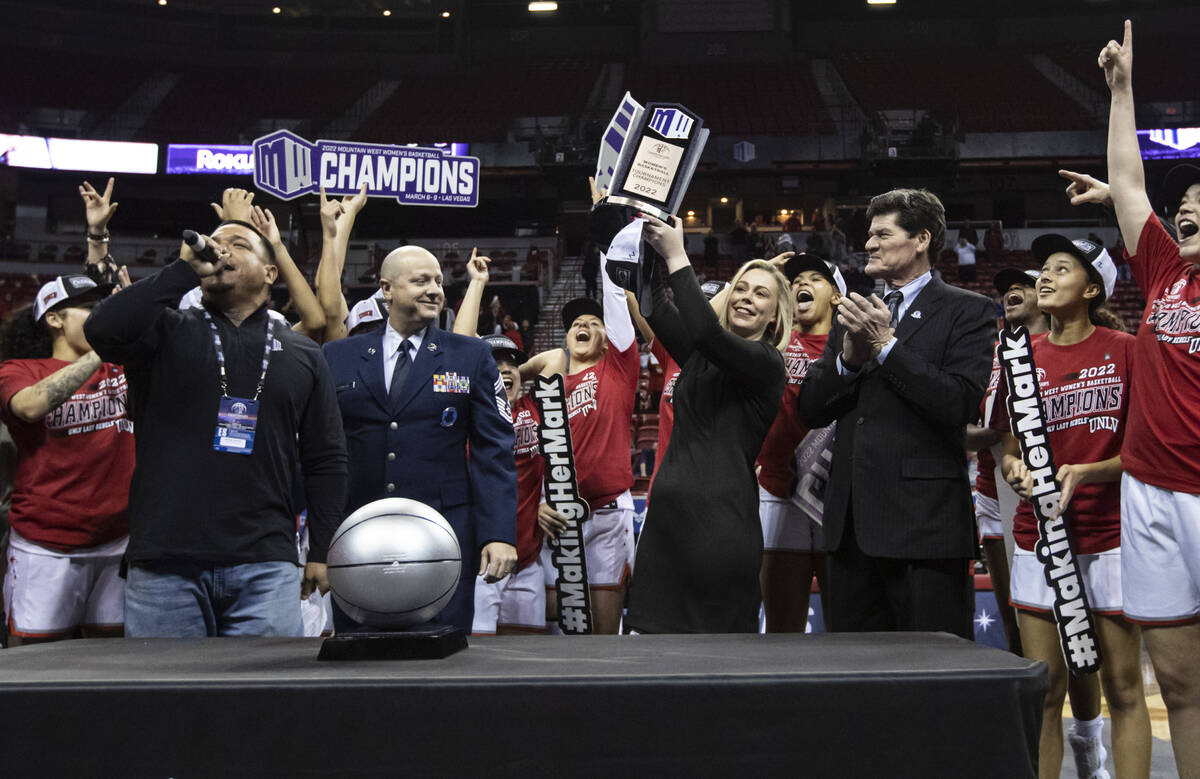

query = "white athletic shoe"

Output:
[[1067, 731, 1110, 779]]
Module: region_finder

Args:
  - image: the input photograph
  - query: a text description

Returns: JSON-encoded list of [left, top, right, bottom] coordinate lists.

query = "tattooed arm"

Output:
[[8, 352, 103, 423]]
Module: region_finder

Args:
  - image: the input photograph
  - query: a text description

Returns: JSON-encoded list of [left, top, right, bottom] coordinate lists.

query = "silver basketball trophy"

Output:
[[318, 498, 469, 661], [594, 102, 709, 316]]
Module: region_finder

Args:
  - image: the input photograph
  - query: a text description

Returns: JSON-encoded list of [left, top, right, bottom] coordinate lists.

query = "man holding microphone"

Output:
[[84, 217, 347, 637]]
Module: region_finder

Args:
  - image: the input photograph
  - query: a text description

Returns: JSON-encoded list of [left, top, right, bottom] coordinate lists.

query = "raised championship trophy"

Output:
[[593, 100, 709, 315], [601, 102, 709, 221]]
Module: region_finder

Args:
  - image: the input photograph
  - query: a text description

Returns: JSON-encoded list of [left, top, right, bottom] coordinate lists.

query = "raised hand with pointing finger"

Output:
[[1058, 170, 1112, 210], [1098, 19, 1132, 93]]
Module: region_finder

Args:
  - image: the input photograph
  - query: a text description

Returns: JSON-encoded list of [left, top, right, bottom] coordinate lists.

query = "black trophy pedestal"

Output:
[[318, 625, 468, 661]]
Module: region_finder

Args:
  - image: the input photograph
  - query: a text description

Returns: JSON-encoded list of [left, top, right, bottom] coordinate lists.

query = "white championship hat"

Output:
[[346, 297, 386, 332], [1031, 234, 1117, 302], [33, 275, 112, 321]]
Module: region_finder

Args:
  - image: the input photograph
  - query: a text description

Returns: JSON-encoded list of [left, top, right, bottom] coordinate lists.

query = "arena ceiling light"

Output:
[[866, 0, 897, 4], [272, 5, 281, 13], [528, 2, 558, 12]]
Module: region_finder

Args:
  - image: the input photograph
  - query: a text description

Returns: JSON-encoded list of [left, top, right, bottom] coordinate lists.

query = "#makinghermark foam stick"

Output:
[[533, 374, 593, 635], [999, 325, 1102, 676]]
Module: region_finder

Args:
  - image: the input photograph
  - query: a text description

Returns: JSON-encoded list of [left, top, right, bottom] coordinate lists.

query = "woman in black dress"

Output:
[[625, 215, 790, 633]]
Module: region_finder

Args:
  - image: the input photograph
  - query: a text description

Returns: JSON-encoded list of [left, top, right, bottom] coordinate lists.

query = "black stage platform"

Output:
[[0, 633, 1045, 778]]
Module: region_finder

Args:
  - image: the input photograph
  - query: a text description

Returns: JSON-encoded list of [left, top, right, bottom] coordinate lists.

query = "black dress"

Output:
[[625, 266, 785, 633]]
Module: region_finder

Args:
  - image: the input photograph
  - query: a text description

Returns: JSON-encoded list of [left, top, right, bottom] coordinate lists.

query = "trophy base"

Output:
[[603, 195, 671, 221], [317, 625, 468, 661]]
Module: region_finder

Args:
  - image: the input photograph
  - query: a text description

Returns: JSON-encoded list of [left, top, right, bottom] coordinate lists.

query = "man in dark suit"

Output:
[[797, 189, 996, 639], [323, 246, 517, 633]]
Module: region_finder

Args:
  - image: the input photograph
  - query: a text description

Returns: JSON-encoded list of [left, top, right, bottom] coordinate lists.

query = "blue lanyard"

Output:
[[202, 311, 276, 401]]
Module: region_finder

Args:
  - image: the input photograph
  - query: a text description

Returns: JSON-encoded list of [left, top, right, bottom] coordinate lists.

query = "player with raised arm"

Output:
[[453, 251, 548, 634], [520, 218, 640, 635], [78, 177, 130, 290], [1091, 21, 1200, 774], [314, 184, 369, 343]]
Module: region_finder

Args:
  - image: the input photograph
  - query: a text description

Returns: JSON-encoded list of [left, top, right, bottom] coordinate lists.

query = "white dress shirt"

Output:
[[382, 323, 427, 391]]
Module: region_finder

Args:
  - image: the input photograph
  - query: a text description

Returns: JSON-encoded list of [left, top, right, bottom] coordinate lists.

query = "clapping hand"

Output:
[[837, 292, 893, 368]]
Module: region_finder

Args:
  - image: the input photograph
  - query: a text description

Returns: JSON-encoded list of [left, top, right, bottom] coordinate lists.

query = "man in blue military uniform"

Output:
[[323, 245, 518, 632]]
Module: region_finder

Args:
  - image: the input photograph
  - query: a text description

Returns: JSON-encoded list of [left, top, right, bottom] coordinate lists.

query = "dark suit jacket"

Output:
[[323, 324, 517, 630], [797, 276, 996, 560]]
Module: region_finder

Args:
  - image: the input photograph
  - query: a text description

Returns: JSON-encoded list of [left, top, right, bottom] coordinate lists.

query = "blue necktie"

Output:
[[389, 341, 411, 404], [885, 291, 903, 329]]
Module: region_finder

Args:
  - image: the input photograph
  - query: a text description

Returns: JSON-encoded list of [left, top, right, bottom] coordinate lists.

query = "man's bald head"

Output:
[[381, 245, 440, 282], [379, 245, 445, 337]]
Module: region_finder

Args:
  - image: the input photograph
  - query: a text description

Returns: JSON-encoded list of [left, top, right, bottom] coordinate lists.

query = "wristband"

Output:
[[87, 231, 110, 243]]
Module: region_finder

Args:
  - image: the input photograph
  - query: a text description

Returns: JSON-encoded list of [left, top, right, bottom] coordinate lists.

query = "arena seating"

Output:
[[139, 69, 375, 143], [358, 61, 598, 144], [1053, 43, 1194, 103], [834, 51, 1096, 132], [0, 50, 145, 132], [623, 62, 835, 137]]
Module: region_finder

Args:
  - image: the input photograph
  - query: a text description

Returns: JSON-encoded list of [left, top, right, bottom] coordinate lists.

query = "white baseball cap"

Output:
[[346, 297, 386, 332], [33, 275, 112, 321], [1031, 234, 1117, 301]]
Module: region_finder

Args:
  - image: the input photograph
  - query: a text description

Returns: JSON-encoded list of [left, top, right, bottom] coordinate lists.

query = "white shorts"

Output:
[[472, 553, 547, 634], [3, 532, 126, 637], [759, 486, 824, 553], [1121, 472, 1200, 624], [1010, 546, 1123, 615], [975, 493, 1003, 541], [543, 490, 634, 590]]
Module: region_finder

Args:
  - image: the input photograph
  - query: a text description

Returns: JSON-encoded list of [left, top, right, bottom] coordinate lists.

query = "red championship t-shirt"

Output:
[[1121, 214, 1200, 494], [511, 392, 544, 569], [974, 344, 1003, 500], [564, 341, 639, 506], [648, 338, 681, 491], [0, 359, 134, 550], [992, 328, 1134, 554], [756, 331, 829, 498]]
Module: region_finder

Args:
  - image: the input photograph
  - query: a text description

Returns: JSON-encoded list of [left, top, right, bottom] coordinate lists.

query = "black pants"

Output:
[[958, 264, 976, 283], [826, 511, 974, 640]]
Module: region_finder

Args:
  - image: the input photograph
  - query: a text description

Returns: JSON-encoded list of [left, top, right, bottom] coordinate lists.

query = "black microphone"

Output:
[[182, 230, 224, 266]]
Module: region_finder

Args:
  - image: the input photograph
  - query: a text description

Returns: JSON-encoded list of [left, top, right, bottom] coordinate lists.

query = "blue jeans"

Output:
[[125, 561, 303, 637]]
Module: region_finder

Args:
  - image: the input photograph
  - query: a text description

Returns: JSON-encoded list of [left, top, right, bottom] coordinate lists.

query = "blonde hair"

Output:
[[717, 259, 793, 352]]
